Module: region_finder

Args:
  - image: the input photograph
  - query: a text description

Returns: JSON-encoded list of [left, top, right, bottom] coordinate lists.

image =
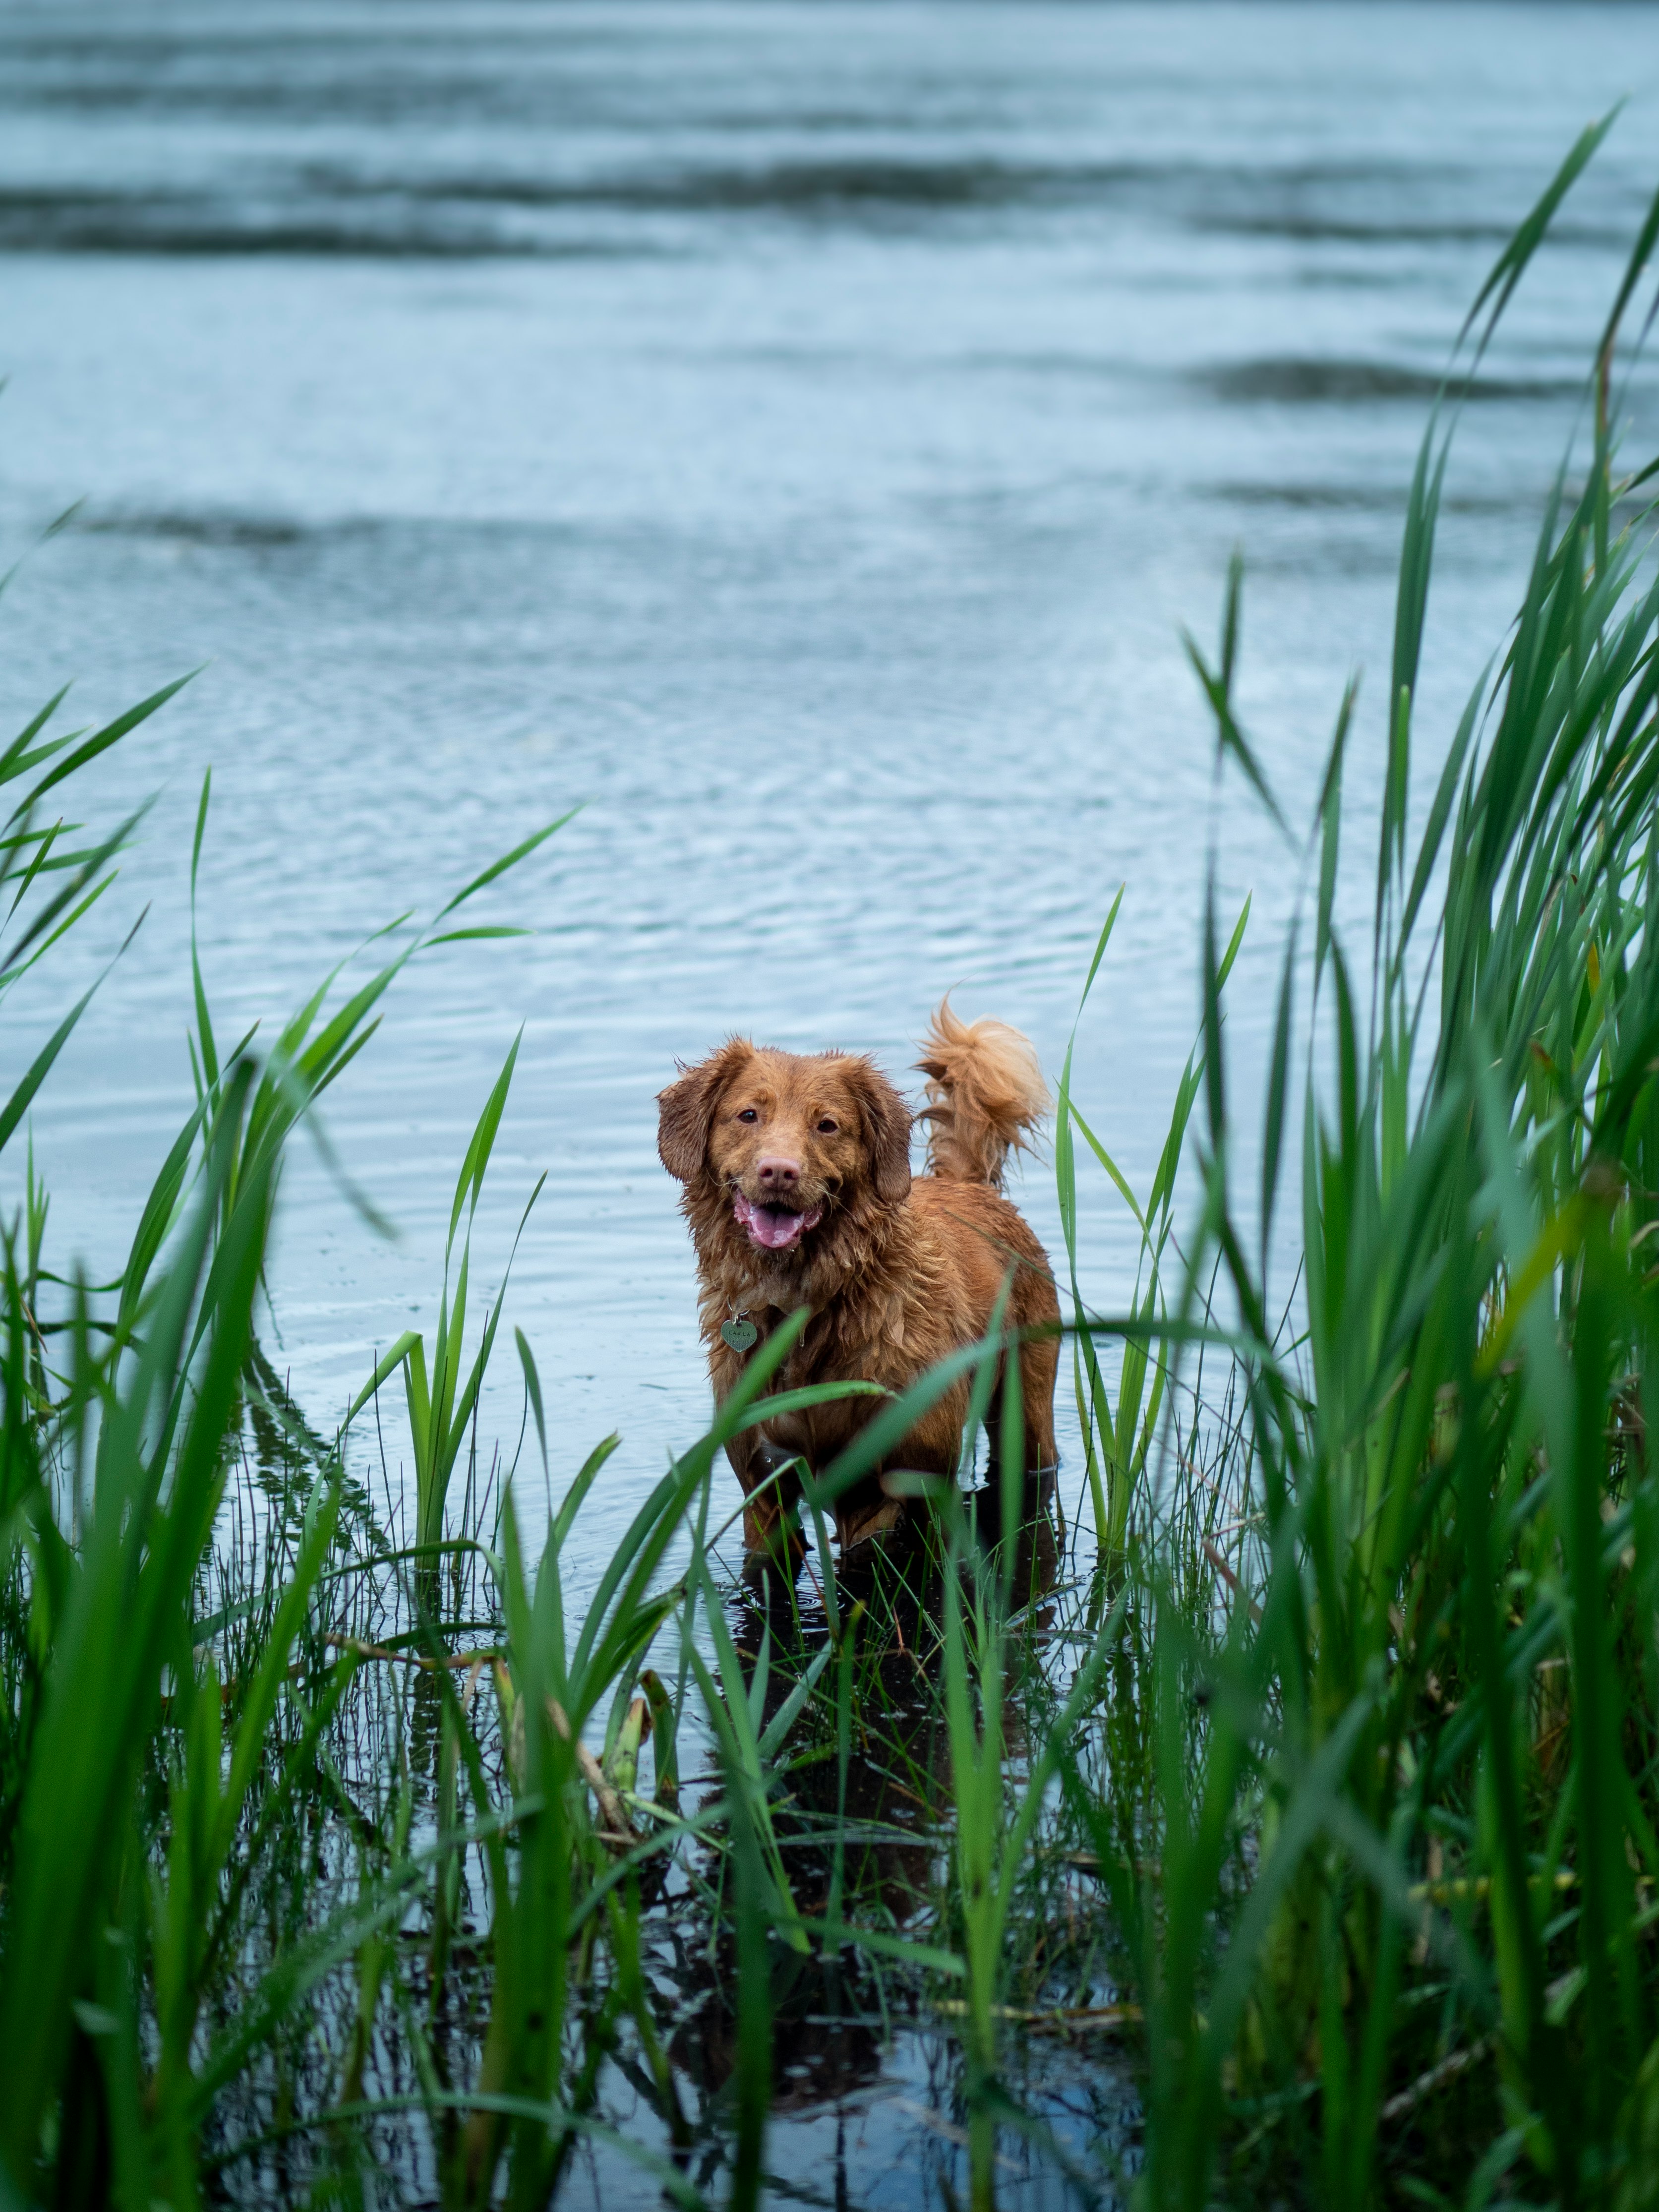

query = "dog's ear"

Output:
[[845, 1059, 912, 1204], [657, 1042, 749, 1182]]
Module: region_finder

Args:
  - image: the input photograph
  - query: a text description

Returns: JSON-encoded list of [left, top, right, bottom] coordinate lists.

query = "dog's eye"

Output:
[[737, 1108, 758, 1124], [817, 1117, 838, 1134]]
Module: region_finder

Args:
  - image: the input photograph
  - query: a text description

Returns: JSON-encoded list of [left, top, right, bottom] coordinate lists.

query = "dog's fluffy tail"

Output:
[[916, 998, 1049, 1188]]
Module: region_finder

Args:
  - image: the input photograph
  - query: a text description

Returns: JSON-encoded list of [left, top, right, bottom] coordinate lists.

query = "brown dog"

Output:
[[656, 1001, 1060, 1561]]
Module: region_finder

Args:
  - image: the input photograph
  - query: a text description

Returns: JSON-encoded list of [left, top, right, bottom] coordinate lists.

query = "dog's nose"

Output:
[[756, 1155, 801, 1193]]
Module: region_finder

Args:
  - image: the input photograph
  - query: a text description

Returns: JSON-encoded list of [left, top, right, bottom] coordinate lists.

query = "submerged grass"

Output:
[[7, 122, 1659, 2211]]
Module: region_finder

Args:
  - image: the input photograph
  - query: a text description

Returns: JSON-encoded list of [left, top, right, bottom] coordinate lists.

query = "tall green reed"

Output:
[[348, 1034, 543, 1560], [1053, 118, 1659, 2210], [0, 656, 574, 2203]]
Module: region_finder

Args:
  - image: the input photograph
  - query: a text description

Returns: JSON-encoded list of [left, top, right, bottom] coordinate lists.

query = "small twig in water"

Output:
[[1201, 1538, 1264, 1623], [1379, 2035, 1494, 2123]]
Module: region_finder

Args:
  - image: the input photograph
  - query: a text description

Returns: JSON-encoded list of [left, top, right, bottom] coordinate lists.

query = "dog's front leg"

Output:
[[723, 1431, 805, 1576]]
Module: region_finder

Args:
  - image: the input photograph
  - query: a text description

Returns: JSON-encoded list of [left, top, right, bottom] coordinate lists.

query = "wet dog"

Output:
[[656, 1002, 1059, 1561]]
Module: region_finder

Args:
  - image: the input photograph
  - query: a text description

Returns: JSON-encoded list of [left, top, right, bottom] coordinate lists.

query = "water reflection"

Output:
[[670, 1472, 1062, 2133]]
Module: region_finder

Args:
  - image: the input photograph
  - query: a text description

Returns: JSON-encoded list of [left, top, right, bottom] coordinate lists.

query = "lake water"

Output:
[[2, 0, 1657, 1588]]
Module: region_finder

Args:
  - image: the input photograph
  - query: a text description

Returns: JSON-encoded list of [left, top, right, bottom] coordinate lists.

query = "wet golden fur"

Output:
[[656, 1001, 1059, 1559]]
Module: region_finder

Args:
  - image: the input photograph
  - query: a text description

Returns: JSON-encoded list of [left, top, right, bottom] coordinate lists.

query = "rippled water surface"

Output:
[[2, 0, 1657, 1580]]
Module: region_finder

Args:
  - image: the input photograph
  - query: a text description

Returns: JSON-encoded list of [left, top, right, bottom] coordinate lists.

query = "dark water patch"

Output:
[[76, 509, 377, 549], [1199, 358, 1588, 406], [405, 152, 1634, 244], [1210, 480, 1409, 512], [65, 510, 700, 571], [275, 153, 1118, 224], [0, 188, 662, 258], [0, 158, 1127, 257], [1196, 213, 1634, 250], [309, 153, 1479, 220], [1211, 480, 1548, 516], [440, 153, 1091, 215], [1242, 540, 1412, 581]]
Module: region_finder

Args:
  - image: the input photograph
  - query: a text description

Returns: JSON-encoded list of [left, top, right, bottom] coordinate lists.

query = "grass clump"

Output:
[[6, 119, 1659, 2212]]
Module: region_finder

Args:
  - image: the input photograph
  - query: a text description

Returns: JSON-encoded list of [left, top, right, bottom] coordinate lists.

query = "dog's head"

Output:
[[657, 1040, 912, 1258]]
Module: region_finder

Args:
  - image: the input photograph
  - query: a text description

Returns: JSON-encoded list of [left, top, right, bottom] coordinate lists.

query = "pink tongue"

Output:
[[750, 1206, 804, 1249], [735, 1193, 823, 1249]]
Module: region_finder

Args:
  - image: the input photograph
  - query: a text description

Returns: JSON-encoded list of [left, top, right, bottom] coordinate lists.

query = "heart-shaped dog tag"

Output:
[[721, 1316, 759, 1353]]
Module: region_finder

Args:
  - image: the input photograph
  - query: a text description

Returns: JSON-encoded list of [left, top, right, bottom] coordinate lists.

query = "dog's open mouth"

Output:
[[733, 1190, 824, 1253]]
